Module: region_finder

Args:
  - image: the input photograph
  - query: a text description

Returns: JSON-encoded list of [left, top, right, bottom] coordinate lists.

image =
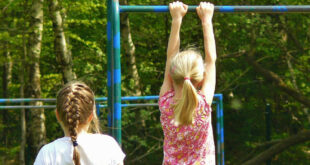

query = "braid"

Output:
[[64, 93, 81, 165], [57, 82, 97, 165]]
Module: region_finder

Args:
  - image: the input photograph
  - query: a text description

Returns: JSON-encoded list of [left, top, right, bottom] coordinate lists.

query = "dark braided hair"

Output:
[[56, 82, 100, 165]]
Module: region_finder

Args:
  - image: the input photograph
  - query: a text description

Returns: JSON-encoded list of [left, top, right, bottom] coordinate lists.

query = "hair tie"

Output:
[[73, 141, 78, 147], [184, 77, 190, 80]]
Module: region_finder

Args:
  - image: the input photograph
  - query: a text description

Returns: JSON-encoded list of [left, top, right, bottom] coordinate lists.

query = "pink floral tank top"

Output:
[[158, 90, 215, 165]]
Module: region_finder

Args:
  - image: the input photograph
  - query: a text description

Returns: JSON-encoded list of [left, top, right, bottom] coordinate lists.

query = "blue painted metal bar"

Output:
[[120, 95, 158, 101], [98, 103, 158, 108], [120, 5, 310, 13], [112, 0, 122, 144], [0, 94, 222, 103], [0, 103, 157, 109], [0, 100, 219, 109], [120, 103, 158, 107], [0, 105, 56, 109], [0, 98, 56, 103], [95, 103, 100, 117], [96, 95, 160, 101], [216, 100, 221, 165], [107, 0, 114, 136], [219, 94, 224, 165], [0, 96, 159, 103]]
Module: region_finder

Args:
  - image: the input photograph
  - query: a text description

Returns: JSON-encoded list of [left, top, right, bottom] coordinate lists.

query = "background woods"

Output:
[[0, 0, 309, 164]]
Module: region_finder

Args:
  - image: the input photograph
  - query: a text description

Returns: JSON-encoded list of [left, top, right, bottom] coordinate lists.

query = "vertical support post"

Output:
[[219, 94, 225, 165], [216, 94, 225, 165], [216, 100, 221, 165], [107, 0, 114, 136], [266, 103, 271, 165], [96, 103, 100, 117], [112, 0, 122, 145]]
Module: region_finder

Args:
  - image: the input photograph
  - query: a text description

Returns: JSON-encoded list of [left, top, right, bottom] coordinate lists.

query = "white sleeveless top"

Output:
[[34, 133, 125, 165]]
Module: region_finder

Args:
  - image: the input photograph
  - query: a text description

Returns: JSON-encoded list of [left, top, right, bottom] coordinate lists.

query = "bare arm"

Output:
[[197, 2, 217, 105], [160, 1, 188, 96]]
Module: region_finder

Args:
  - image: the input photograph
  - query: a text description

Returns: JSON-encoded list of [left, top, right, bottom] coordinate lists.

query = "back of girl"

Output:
[[159, 1, 217, 165], [34, 82, 125, 165]]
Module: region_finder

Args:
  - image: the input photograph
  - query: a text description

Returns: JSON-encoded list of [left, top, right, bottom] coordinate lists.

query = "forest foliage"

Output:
[[0, 0, 309, 164]]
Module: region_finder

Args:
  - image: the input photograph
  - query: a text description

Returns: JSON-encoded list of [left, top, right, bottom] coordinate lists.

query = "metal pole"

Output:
[[0, 94, 222, 103], [121, 103, 158, 107], [120, 5, 310, 13], [0, 98, 56, 103], [119, 95, 159, 101], [216, 100, 221, 165], [96, 103, 100, 117], [0, 105, 56, 109], [0, 96, 160, 103], [112, 0, 122, 145], [107, 0, 114, 136], [219, 94, 225, 165], [96, 95, 160, 101], [0, 104, 156, 109], [266, 103, 271, 165]]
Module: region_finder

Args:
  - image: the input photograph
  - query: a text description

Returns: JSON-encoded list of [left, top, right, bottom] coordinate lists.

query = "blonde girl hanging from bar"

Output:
[[158, 1, 217, 164]]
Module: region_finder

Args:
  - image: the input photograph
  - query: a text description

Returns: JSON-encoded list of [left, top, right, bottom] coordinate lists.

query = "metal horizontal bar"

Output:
[[0, 94, 222, 109], [120, 96, 159, 101], [96, 95, 159, 101], [0, 103, 157, 109], [0, 94, 222, 104], [0, 96, 159, 103], [98, 103, 158, 108], [0, 105, 56, 109], [0, 98, 56, 103], [95, 98, 107, 101], [121, 103, 158, 107], [120, 5, 310, 13]]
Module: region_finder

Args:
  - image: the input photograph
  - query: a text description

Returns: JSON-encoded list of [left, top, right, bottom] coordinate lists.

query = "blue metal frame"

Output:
[[108, 1, 225, 164], [119, 5, 310, 13], [0, 94, 224, 164]]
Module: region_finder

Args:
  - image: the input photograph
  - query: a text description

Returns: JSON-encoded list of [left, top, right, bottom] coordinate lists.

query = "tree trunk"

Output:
[[242, 130, 310, 165], [2, 44, 12, 99], [48, 0, 75, 83], [120, 0, 142, 96], [1, 41, 12, 156], [26, 0, 46, 161], [19, 12, 27, 164], [20, 59, 26, 165], [120, 0, 144, 127]]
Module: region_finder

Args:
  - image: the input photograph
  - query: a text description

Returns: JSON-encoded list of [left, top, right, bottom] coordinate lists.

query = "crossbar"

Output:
[[120, 5, 310, 13], [0, 96, 159, 103], [0, 104, 156, 109], [0, 94, 222, 103]]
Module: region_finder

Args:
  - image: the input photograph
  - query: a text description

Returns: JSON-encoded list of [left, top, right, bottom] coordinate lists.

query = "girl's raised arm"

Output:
[[160, 1, 188, 96], [197, 2, 217, 105]]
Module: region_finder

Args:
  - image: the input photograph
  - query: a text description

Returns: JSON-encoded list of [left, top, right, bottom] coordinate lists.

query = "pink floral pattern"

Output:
[[159, 90, 215, 165]]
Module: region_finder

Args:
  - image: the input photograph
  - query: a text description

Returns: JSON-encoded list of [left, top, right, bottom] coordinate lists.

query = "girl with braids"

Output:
[[34, 82, 125, 165], [158, 1, 216, 164]]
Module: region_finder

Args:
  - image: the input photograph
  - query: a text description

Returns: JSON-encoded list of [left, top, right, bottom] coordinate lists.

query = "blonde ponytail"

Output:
[[169, 49, 204, 126], [173, 79, 199, 126]]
